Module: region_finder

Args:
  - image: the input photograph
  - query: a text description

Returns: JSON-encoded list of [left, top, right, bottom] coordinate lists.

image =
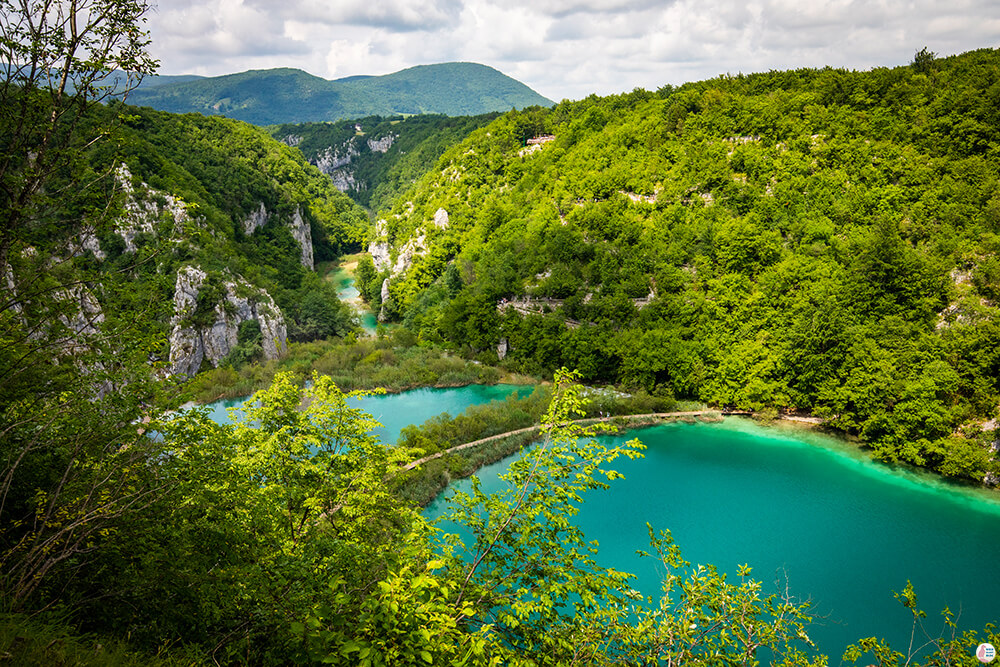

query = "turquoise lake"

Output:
[[205, 384, 1000, 659], [424, 415, 1000, 659], [203, 383, 533, 445]]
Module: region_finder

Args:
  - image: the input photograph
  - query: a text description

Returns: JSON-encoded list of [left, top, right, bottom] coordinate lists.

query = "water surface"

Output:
[[425, 417, 1000, 657], [204, 383, 533, 445]]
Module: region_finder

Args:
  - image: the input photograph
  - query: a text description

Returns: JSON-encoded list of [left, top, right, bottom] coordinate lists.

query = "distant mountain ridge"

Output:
[[127, 62, 553, 125]]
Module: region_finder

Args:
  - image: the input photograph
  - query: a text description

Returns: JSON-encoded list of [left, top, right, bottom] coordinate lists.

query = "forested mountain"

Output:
[[360, 48, 1000, 481], [8, 100, 367, 383], [271, 113, 499, 211], [126, 62, 554, 125], [6, 0, 1000, 659]]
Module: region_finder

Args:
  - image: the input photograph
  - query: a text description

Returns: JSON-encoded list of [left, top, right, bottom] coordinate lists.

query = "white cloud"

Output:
[[146, 0, 1000, 100]]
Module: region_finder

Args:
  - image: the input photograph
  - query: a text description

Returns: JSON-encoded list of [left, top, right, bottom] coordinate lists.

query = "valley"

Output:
[[2, 4, 999, 661]]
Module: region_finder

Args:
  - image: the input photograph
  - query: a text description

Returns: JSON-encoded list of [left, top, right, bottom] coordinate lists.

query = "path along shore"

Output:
[[399, 409, 788, 472]]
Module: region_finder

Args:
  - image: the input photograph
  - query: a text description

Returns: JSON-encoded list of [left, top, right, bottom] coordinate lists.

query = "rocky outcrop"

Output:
[[433, 208, 449, 229], [313, 144, 359, 174], [288, 208, 314, 270], [378, 278, 392, 322], [115, 164, 190, 253], [243, 202, 269, 236], [369, 219, 392, 272], [168, 265, 287, 377], [392, 233, 427, 276], [330, 170, 359, 193], [242, 203, 314, 270], [367, 134, 396, 153]]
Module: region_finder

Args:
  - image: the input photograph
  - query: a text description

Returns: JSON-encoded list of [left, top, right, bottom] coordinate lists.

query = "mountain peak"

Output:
[[129, 62, 553, 125]]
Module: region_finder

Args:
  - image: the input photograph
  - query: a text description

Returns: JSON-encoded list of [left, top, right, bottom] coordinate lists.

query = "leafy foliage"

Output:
[[373, 48, 1000, 482], [271, 113, 500, 212]]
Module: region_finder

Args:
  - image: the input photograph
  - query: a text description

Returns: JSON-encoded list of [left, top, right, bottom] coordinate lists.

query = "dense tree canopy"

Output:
[[365, 48, 1000, 482]]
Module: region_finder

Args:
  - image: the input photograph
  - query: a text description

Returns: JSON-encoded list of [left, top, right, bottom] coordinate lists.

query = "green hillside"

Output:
[[270, 113, 500, 211], [362, 48, 1000, 482], [6, 100, 368, 383], [6, 0, 1000, 659], [127, 62, 553, 125]]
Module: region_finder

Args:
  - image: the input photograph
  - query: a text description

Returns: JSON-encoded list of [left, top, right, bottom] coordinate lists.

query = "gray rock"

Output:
[[378, 277, 391, 322], [115, 163, 191, 253], [289, 207, 314, 270], [168, 265, 288, 378], [330, 169, 358, 192], [369, 219, 392, 272], [392, 233, 426, 276], [367, 134, 396, 153], [433, 208, 449, 229], [313, 143, 358, 173], [243, 202, 269, 236]]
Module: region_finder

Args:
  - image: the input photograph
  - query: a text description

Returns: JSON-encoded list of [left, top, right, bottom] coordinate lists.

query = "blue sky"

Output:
[[147, 0, 1000, 101]]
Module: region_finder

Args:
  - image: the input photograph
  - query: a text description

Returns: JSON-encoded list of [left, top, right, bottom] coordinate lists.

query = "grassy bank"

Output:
[[167, 331, 538, 406], [393, 386, 684, 506], [0, 611, 205, 666]]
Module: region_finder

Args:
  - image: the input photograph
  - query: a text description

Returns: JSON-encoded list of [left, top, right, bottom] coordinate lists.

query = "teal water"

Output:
[[203, 383, 533, 445], [424, 417, 1000, 658], [331, 270, 377, 333]]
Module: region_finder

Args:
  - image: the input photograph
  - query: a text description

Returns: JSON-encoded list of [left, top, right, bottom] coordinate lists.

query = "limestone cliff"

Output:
[[368, 208, 449, 319], [367, 134, 396, 153], [168, 265, 287, 377], [115, 164, 191, 253], [288, 208, 314, 270], [242, 204, 314, 270]]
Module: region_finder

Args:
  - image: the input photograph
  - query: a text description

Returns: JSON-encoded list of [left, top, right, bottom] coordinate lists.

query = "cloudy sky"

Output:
[[147, 0, 1000, 102]]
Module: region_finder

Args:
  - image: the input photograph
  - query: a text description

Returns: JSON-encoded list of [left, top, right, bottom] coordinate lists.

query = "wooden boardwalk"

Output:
[[400, 410, 751, 471]]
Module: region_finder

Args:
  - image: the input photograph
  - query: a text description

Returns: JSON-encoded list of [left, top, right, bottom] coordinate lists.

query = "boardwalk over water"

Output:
[[401, 410, 752, 471]]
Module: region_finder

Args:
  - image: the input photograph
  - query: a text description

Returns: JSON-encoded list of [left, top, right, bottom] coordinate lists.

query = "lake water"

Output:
[[205, 383, 1000, 659], [329, 267, 378, 333], [424, 416, 1000, 659], [203, 383, 533, 445]]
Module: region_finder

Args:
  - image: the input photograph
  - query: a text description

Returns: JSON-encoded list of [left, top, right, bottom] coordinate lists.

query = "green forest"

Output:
[[3, 1, 1000, 664], [361, 47, 1000, 483], [126, 62, 553, 125], [269, 113, 500, 212]]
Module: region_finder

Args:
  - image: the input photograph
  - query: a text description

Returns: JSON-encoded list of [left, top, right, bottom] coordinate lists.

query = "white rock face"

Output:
[[289, 207, 314, 270], [313, 144, 359, 173], [330, 170, 358, 192], [243, 203, 313, 270], [243, 202, 269, 236], [369, 241, 391, 272], [378, 278, 392, 322], [367, 134, 396, 153], [368, 219, 392, 272], [392, 233, 427, 276], [433, 208, 449, 229], [115, 164, 190, 253], [168, 265, 288, 377], [367, 215, 436, 281]]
